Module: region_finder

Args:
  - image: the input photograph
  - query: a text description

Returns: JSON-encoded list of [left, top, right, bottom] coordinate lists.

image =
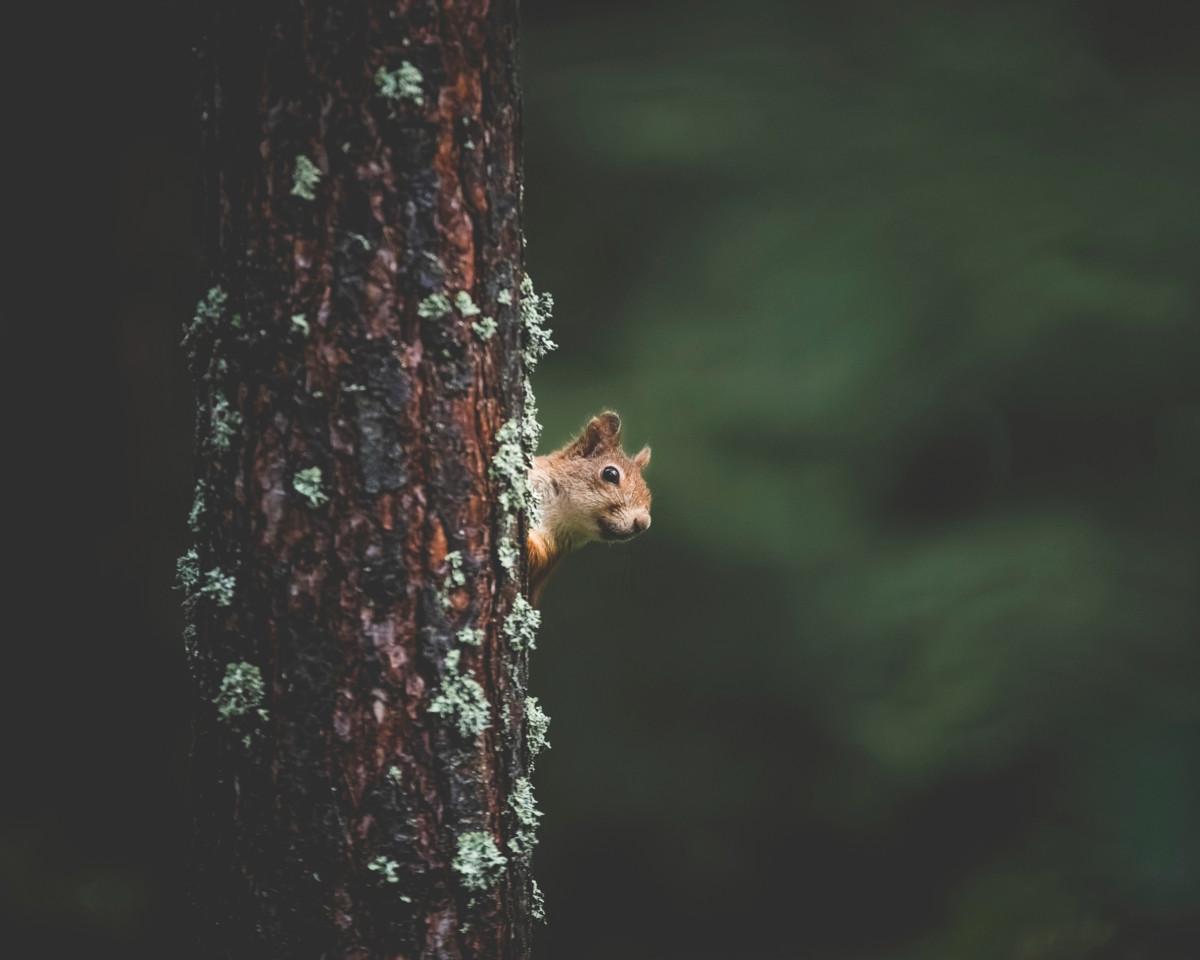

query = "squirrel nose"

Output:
[[632, 512, 650, 533]]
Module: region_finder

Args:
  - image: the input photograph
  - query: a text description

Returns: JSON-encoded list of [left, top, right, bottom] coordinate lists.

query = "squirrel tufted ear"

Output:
[[567, 411, 622, 458], [593, 411, 622, 438], [632, 445, 651, 469]]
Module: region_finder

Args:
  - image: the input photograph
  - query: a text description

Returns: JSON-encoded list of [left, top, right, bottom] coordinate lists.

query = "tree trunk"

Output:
[[182, 2, 549, 956]]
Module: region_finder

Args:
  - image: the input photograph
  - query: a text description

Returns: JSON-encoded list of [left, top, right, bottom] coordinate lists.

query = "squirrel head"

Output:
[[545, 411, 652, 544]]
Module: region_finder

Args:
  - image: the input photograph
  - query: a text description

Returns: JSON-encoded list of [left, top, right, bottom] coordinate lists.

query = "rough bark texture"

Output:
[[183, 2, 543, 957]]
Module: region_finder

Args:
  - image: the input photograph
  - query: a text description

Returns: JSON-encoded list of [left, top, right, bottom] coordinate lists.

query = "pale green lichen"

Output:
[[491, 418, 534, 516], [522, 376, 543, 453], [504, 594, 541, 652], [497, 531, 520, 577], [375, 62, 424, 107], [293, 467, 328, 508], [458, 626, 484, 647], [291, 313, 310, 336], [526, 696, 551, 762], [199, 567, 235, 607], [428, 649, 490, 738], [367, 855, 401, 884], [444, 551, 466, 587], [386, 765, 404, 787], [485, 275, 555, 578], [472, 316, 497, 340], [182, 620, 197, 653], [519, 273, 557, 368], [507, 776, 542, 858], [455, 290, 481, 318], [452, 831, 507, 892], [291, 155, 322, 200], [497, 289, 513, 306], [417, 292, 452, 319], [441, 550, 466, 610], [210, 395, 241, 451], [175, 548, 200, 593], [215, 661, 268, 723], [196, 286, 227, 322], [183, 286, 227, 350], [531, 878, 547, 922], [187, 480, 206, 533]]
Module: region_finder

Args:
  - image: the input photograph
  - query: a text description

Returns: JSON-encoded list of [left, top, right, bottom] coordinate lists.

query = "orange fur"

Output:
[[526, 531, 559, 606]]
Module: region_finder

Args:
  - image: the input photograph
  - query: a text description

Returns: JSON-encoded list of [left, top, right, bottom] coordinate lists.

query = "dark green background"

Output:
[[527, 3, 1200, 956], [8, 1, 1198, 957]]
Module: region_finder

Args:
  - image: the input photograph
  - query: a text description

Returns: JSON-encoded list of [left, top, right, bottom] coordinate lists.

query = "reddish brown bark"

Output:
[[183, 2, 539, 956]]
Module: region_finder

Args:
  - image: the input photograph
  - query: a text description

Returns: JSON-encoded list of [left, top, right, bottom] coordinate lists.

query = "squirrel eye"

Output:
[[601, 465, 621, 484]]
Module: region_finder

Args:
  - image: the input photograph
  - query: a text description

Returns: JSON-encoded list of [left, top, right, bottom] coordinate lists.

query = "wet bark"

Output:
[[183, 2, 540, 957]]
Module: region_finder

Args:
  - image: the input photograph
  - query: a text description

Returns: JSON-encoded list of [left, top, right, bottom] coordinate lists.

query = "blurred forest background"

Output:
[[6, 0, 1199, 957]]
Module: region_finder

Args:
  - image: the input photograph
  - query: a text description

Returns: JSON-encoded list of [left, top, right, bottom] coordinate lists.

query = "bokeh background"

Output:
[[8, 1, 1199, 957]]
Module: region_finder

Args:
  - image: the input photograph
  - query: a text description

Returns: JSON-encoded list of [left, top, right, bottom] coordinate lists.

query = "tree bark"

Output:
[[182, 2, 546, 956]]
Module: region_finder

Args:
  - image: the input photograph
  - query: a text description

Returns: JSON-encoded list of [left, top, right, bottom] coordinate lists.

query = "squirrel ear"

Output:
[[594, 411, 622, 443], [632, 445, 651, 469], [567, 411, 622, 458]]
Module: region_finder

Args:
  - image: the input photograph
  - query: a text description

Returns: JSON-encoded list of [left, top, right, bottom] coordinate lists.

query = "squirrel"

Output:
[[525, 411, 652, 604]]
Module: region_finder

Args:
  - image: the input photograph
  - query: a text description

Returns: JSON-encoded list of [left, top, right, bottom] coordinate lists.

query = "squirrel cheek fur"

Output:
[[524, 411, 652, 605]]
